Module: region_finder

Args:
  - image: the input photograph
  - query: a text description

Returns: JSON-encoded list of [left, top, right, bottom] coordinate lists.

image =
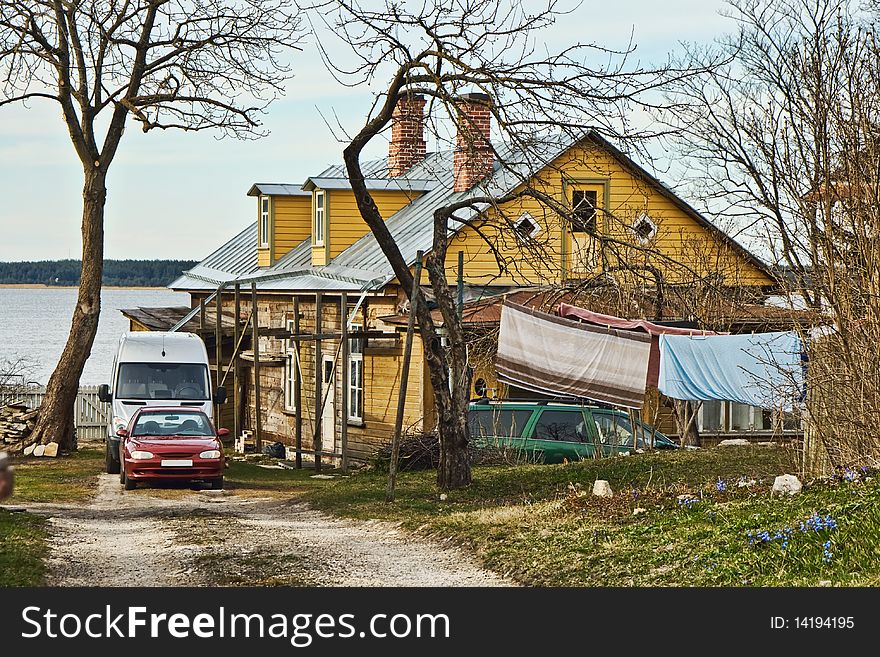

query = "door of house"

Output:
[[321, 354, 336, 457]]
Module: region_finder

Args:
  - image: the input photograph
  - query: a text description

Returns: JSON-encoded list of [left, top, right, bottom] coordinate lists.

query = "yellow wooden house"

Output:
[[166, 94, 780, 463]]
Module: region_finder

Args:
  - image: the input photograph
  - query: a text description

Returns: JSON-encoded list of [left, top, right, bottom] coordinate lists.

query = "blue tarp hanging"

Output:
[[658, 332, 805, 410]]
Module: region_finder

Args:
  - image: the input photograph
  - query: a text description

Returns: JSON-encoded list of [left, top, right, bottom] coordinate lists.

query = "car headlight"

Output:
[[199, 450, 222, 460], [129, 450, 154, 460]]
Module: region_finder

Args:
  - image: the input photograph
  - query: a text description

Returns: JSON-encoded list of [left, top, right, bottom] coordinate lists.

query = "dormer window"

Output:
[[259, 196, 270, 248], [314, 190, 326, 245]]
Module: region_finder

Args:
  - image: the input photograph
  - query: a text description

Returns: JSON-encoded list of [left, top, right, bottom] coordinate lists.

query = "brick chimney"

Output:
[[388, 94, 426, 177], [453, 93, 494, 192]]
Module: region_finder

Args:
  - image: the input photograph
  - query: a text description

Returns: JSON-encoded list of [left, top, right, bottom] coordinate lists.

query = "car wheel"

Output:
[[123, 470, 136, 490], [210, 477, 224, 490], [106, 443, 120, 474]]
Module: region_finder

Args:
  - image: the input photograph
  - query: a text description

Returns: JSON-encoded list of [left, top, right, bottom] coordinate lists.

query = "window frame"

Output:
[[570, 189, 598, 233], [347, 321, 364, 422], [631, 213, 658, 244], [259, 196, 270, 248], [513, 211, 541, 241], [314, 190, 326, 246], [283, 318, 298, 413]]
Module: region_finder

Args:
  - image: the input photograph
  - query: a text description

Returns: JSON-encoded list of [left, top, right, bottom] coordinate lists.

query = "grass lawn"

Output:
[[6, 447, 105, 504], [224, 458, 332, 493], [0, 447, 104, 586], [5, 444, 878, 587], [303, 445, 880, 586], [0, 510, 49, 586]]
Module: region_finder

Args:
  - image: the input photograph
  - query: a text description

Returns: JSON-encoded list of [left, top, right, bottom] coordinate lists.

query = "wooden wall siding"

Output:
[[257, 247, 271, 268], [220, 293, 428, 463], [326, 189, 423, 259], [273, 196, 312, 260], [442, 141, 774, 288]]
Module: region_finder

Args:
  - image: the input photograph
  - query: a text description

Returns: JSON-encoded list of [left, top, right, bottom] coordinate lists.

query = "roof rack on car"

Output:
[[469, 396, 621, 411]]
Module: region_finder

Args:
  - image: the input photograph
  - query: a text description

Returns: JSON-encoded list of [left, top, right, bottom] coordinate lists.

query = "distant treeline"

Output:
[[0, 259, 198, 287]]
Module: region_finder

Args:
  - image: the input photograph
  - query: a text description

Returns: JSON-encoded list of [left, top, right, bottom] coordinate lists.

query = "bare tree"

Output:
[[304, 0, 699, 489], [0, 1, 303, 454], [665, 0, 880, 468], [0, 356, 39, 390]]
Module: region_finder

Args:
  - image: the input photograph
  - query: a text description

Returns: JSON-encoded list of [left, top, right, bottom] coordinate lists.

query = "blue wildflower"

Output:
[[823, 540, 833, 563], [716, 478, 727, 493], [843, 469, 857, 482]]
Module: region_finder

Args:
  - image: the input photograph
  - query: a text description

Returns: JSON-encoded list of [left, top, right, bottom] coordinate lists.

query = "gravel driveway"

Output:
[[29, 474, 512, 587]]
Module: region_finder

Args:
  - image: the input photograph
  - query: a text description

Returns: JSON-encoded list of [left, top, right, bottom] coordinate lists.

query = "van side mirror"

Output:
[[215, 386, 227, 405], [98, 384, 111, 403]]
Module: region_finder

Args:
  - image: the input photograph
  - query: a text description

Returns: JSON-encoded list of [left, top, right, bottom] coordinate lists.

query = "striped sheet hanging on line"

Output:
[[496, 301, 652, 409]]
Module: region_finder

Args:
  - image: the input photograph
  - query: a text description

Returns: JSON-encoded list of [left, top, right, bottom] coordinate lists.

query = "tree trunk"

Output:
[[27, 170, 106, 451], [672, 398, 701, 447], [418, 324, 472, 491], [417, 254, 472, 491]]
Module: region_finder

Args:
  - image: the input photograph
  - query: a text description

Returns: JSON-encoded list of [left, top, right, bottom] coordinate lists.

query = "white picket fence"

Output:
[[0, 384, 110, 441]]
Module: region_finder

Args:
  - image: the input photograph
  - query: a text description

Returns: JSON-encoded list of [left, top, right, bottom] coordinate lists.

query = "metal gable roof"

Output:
[[324, 136, 578, 284], [247, 183, 310, 196], [169, 223, 259, 290], [301, 177, 438, 192], [172, 129, 773, 295]]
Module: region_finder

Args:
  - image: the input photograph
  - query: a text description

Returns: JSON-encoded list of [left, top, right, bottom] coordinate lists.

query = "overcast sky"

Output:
[[0, 1, 732, 262]]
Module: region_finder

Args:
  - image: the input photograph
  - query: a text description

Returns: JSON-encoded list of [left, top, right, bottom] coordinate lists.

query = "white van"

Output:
[[98, 331, 226, 473]]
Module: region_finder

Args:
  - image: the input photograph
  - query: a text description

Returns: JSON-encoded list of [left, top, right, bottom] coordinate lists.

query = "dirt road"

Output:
[[29, 474, 511, 587]]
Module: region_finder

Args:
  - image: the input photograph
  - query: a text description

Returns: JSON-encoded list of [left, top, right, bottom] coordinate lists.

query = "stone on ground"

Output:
[[592, 480, 613, 498], [43, 442, 59, 457], [23, 443, 35, 456], [772, 474, 802, 495], [717, 439, 750, 447], [32, 444, 45, 457]]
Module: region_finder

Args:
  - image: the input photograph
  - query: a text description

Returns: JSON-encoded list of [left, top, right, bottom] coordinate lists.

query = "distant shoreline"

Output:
[[0, 284, 170, 290]]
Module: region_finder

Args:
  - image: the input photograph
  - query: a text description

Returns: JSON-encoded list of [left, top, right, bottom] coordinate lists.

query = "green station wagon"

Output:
[[468, 400, 679, 464]]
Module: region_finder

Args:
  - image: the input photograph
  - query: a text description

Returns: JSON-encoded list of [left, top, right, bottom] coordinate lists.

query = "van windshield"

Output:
[[116, 363, 210, 401], [131, 410, 214, 437]]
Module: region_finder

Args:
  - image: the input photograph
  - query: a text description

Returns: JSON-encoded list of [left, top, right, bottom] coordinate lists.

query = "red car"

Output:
[[118, 407, 228, 490]]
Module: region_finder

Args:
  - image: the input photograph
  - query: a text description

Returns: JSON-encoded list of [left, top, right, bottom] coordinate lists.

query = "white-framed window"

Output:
[[348, 322, 364, 422], [698, 400, 786, 433], [283, 318, 298, 412], [513, 211, 541, 241], [698, 400, 724, 433], [314, 190, 325, 245], [259, 196, 270, 248], [631, 213, 657, 244]]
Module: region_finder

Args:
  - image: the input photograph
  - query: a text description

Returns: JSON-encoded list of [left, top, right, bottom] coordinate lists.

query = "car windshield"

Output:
[[116, 363, 209, 400], [131, 411, 213, 437]]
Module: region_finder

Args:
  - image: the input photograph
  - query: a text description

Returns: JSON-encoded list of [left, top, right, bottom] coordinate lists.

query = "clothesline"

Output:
[[495, 301, 807, 411]]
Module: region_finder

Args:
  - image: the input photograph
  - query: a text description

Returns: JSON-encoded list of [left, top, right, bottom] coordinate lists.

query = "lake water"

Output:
[[0, 287, 190, 385]]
